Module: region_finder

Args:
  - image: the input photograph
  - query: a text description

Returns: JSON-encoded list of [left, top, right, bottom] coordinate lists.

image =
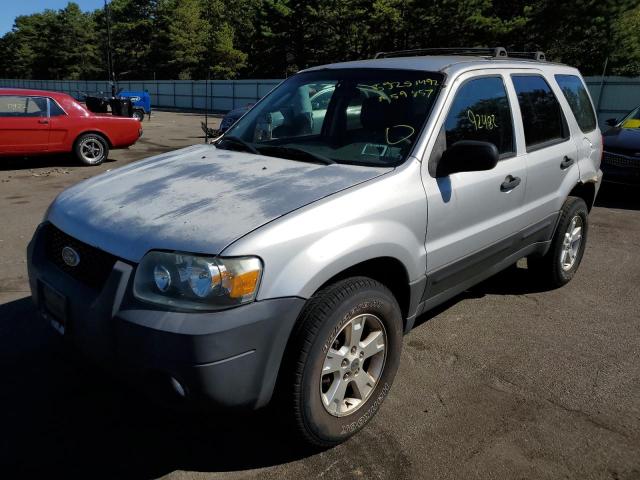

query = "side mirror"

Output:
[[605, 118, 618, 127], [436, 140, 499, 177]]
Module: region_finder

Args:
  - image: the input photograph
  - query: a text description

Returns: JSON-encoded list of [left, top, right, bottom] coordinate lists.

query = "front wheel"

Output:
[[132, 109, 145, 122], [287, 277, 403, 447], [528, 196, 589, 288], [74, 133, 109, 166]]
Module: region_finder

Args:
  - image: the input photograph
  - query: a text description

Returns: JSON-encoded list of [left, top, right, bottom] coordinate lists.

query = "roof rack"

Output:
[[373, 47, 546, 62], [508, 50, 546, 61], [374, 47, 507, 59]]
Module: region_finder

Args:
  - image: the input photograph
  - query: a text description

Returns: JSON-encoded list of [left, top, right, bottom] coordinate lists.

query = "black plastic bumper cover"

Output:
[[27, 224, 305, 409]]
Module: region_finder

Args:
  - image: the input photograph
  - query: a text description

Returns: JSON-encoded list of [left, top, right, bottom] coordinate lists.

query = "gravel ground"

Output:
[[1, 111, 639, 480]]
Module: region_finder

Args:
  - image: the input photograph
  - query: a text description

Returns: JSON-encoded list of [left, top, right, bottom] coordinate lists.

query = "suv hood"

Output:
[[48, 144, 390, 262]]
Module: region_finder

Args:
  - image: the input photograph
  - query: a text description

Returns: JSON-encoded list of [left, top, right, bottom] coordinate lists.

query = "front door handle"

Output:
[[500, 175, 521, 192], [560, 156, 574, 169], [38, 119, 49, 125]]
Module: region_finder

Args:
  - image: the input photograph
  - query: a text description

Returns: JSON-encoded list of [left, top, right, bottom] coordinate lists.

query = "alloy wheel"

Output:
[[560, 215, 583, 271], [320, 313, 387, 417]]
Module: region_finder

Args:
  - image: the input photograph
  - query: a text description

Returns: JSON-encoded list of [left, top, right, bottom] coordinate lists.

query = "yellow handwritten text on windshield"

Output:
[[366, 78, 439, 103]]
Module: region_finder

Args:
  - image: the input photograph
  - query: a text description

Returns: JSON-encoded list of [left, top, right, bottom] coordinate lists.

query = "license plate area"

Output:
[[40, 281, 68, 335]]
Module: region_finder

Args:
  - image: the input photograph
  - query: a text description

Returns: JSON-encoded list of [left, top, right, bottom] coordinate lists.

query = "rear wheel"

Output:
[[132, 109, 145, 122], [286, 277, 403, 447], [528, 196, 588, 288], [74, 133, 109, 166]]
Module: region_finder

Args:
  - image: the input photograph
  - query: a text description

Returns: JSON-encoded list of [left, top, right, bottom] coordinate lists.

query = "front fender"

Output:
[[221, 159, 429, 301], [266, 220, 420, 300]]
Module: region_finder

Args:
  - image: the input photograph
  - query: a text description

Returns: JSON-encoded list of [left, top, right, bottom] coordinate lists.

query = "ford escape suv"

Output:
[[27, 47, 602, 447]]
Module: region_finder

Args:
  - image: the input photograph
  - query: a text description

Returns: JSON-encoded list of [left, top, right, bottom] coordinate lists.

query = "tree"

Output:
[[107, 0, 160, 80], [200, 0, 247, 79], [56, 3, 102, 80], [1, 0, 639, 80], [165, 0, 207, 79], [611, 2, 640, 76]]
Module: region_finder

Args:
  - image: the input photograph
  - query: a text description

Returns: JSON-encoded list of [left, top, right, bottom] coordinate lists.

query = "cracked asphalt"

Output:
[[1, 111, 639, 479]]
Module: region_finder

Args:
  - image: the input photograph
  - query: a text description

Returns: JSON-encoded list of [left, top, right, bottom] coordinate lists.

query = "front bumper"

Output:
[[601, 151, 640, 185], [27, 223, 305, 409]]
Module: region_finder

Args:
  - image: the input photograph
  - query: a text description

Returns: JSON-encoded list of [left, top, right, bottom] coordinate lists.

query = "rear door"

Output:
[[0, 95, 50, 153], [554, 73, 601, 186], [421, 72, 528, 300], [509, 72, 580, 225]]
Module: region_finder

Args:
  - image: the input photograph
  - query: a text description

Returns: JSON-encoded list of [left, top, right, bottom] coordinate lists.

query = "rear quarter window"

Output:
[[554, 74, 597, 133], [511, 74, 569, 150]]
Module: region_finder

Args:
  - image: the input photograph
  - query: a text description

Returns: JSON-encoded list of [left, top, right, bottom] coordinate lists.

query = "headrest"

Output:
[[360, 95, 412, 131], [360, 96, 391, 131]]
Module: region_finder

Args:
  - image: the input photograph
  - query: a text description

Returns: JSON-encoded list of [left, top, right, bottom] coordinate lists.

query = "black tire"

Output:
[[287, 276, 403, 447], [74, 133, 109, 166], [132, 109, 144, 122], [528, 196, 589, 288]]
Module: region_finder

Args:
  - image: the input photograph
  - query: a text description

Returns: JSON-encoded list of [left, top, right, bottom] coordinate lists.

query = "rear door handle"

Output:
[[500, 175, 521, 192], [560, 156, 574, 169]]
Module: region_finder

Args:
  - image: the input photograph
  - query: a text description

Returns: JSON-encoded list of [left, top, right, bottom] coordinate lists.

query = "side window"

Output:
[[0, 96, 28, 116], [49, 99, 66, 116], [511, 75, 569, 149], [554, 74, 596, 132], [444, 76, 515, 156]]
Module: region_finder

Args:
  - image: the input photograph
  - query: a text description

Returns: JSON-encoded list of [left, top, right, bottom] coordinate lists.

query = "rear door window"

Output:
[[511, 74, 569, 149], [444, 76, 515, 156], [554, 74, 597, 133]]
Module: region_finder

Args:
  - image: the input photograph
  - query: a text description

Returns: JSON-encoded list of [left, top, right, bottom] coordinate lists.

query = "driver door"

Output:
[[0, 95, 50, 153], [421, 73, 528, 300]]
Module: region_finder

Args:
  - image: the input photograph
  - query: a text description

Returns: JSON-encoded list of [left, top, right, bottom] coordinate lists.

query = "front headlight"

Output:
[[133, 251, 262, 310]]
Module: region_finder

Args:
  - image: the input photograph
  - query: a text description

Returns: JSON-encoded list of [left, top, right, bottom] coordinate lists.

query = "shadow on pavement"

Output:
[[413, 263, 551, 329], [0, 296, 313, 479], [0, 154, 116, 171], [595, 182, 640, 211]]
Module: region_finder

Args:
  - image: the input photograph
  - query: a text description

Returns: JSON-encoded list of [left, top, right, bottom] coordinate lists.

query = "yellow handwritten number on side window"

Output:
[[467, 109, 498, 130]]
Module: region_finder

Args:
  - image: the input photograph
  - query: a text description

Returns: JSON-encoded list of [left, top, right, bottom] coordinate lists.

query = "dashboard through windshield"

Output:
[[218, 68, 444, 167]]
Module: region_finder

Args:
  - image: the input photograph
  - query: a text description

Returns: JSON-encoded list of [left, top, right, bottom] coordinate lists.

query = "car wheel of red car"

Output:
[[74, 133, 109, 166]]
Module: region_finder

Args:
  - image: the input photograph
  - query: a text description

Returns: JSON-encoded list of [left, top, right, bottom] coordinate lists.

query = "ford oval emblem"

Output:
[[61, 246, 80, 267]]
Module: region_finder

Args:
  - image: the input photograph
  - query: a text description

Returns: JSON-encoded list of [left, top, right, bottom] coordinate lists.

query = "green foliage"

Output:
[[0, 0, 638, 79], [611, 3, 640, 76]]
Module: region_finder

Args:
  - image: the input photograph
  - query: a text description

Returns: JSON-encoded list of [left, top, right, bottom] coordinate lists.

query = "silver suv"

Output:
[[27, 48, 602, 447]]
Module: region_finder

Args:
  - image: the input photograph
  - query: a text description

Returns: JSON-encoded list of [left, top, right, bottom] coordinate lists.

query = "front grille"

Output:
[[43, 223, 118, 289], [603, 151, 640, 170]]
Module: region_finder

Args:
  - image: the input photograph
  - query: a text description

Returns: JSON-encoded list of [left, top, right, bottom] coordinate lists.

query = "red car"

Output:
[[0, 88, 142, 166]]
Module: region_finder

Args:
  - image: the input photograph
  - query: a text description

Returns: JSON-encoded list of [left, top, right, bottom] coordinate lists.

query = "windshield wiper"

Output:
[[257, 145, 336, 165], [216, 135, 260, 154]]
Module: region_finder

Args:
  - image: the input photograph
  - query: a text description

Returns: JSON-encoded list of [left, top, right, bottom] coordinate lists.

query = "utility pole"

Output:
[[104, 0, 115, 97], [596, 56, 609, 117]]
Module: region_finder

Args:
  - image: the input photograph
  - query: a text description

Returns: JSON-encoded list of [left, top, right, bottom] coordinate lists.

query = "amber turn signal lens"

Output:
[[229, 270, 260, 298]]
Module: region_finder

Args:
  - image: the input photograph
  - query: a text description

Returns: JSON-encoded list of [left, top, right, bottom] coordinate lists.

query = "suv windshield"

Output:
[[219, 69, 444, 167]]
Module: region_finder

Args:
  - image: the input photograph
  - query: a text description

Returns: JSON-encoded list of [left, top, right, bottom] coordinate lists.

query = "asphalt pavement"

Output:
[[1, 111, 638, 479]]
